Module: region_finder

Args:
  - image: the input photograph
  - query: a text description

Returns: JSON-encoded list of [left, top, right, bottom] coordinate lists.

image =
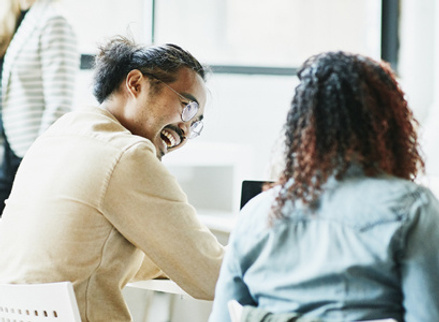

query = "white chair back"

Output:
[[0, 281, 81, 321], [361, 320, 397, 322], [227, 300, 397, 322], [228, 300, 243, 322]]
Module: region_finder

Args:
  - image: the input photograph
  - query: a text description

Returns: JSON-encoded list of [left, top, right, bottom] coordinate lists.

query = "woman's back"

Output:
[[209, 51, 439, 322], [210, 172, 439, 322]]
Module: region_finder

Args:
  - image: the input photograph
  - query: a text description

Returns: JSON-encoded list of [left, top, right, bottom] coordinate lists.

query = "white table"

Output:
[[127, 279, 191, 298], [125, 214, 234, 321], [125, 279, 213, 322]]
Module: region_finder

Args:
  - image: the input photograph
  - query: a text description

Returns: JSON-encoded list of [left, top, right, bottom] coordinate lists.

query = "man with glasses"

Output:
[[0, 36, 225, 321]]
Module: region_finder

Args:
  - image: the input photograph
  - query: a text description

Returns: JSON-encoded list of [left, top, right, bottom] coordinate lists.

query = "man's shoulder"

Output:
[[43, 106, 155, 153]]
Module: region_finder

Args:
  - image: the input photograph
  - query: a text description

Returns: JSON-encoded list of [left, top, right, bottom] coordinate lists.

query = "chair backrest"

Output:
[[0, 281, 81, 321], [228, 300, 243, 322], [227, 300, 397, 322], [360, 320, 397, 322]]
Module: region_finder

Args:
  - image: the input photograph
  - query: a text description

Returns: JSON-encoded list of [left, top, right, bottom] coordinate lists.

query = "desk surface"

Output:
[[127, 279, 192, 298], [198, 212, 237, 233]]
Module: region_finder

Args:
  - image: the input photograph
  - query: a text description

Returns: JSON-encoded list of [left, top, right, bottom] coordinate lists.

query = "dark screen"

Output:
[[240, 180, 273, 209]]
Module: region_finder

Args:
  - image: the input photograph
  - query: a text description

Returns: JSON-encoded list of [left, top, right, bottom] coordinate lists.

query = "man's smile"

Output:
[[160, 127, 184, 149]]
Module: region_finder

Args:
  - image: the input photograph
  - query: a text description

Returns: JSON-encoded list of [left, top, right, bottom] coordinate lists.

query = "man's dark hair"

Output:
[[92, 36, 206, 103]]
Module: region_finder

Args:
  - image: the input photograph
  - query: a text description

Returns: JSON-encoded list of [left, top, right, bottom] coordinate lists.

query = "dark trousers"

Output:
[[0, 134, 22, 216], [0, 59, 22, 216]]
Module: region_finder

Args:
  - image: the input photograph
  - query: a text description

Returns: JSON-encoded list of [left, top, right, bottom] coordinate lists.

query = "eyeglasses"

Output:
[[155, 79, 204, 139]]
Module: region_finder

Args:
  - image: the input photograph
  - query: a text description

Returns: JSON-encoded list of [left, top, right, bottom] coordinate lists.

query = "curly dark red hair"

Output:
[[271, 51, 424, 220]]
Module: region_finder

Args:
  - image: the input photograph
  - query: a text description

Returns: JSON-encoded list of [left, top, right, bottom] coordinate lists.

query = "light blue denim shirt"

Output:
[[209, 172, 439, 322]]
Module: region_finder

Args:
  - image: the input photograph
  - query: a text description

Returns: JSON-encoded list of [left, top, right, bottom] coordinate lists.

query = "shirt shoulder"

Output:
[[42, 106, 157, 156], [318, 176, 435, 230]]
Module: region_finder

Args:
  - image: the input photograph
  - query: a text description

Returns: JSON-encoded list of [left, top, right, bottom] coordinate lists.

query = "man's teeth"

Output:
[[162, 130, 176, 147]]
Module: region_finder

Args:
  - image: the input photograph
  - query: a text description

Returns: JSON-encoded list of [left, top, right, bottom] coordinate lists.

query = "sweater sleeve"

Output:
[[101, 142, 225, 300]]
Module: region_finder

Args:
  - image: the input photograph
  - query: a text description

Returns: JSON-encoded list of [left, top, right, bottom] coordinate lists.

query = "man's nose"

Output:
[[178, 121, 191, 139]]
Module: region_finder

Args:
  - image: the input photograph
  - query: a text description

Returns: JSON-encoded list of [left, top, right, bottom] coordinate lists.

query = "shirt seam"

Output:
[[84, 225, 115, 321]]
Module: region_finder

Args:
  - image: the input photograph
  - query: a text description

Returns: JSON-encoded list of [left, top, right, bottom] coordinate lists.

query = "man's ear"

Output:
[[125, 70, 144, 98]]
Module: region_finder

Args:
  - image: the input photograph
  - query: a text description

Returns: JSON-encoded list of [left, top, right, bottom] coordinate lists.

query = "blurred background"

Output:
[[60, 0, 439, 218]]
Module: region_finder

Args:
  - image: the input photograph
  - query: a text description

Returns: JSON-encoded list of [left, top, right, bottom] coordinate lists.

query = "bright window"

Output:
[[154, 0, 382, 67]]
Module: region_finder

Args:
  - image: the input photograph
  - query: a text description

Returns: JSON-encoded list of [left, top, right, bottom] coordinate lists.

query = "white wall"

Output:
[[399, 0, 436, 122], [399, 0, 439, 194], [61, 0, 149, 53]]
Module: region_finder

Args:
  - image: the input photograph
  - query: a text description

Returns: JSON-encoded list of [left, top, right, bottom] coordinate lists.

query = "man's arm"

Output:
[[102, 142, 225, 300]]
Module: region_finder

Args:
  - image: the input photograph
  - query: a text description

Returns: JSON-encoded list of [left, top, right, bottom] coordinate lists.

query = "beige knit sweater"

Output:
[[0, 106, 225, 321]]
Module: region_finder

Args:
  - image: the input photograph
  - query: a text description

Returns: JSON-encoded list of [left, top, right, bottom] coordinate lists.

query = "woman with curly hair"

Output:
[[210, 51, 439, 322]]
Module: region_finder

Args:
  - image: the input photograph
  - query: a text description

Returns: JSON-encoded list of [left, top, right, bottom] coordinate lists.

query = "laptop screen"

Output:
[[240, 180, 273, 209]]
